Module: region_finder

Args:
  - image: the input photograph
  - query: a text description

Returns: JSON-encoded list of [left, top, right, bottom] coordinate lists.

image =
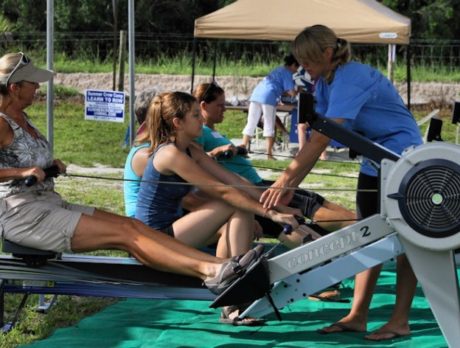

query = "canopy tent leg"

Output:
[[387, 44, 396, 83]]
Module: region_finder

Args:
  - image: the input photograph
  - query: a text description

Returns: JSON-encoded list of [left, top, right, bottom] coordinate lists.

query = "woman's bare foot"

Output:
[[364, 322, 410, 341], [317, 315, 366, 334], [319, 150, 329, 160]]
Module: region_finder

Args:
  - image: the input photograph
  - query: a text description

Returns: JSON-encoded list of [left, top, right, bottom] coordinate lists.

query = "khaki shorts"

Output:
[[0, 190, 95, 252]]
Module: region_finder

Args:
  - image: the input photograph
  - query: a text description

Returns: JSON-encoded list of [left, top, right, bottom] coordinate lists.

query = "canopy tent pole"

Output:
[[387, 44, 395, 83], [128, 0, 135, 146], [46, 0, 54, 153], [191, 38, 197, 93], [46, 0, 136, 148]]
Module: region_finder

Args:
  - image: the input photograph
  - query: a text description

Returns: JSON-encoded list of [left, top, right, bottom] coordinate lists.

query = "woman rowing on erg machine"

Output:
[[133, 91, 300, 324], [0, 51, 265, 300]]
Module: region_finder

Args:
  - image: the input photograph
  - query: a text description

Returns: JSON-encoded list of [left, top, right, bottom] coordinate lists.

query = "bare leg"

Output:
[[320, 266, 381, 333], [266, 136, 276, 159], [215, 224, 229, 258], [317, 171, 380, 333], [91, 210, 218, 263], [319, 149, 329, 160], [71, 210, 222, 280], [172, 200, 232, 248], [365, 255, 416, 340], [313, 201, 356, 231], [172, 200, 254, 258], [241, 134, 252, 149], [217, 209, 254, 257]]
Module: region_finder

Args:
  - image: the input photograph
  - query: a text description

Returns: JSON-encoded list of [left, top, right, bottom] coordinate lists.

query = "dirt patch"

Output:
[[67, 164, 124, 176], [54, 73, 460, 107], [54, 73, 262, 103]]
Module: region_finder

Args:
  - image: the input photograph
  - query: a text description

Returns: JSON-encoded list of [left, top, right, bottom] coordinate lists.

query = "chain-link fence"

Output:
[[1, 31, 459, 72]]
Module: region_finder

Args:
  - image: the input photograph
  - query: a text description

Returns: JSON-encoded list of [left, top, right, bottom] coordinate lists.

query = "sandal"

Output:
[[220, 303, 265, 326], [204, 245, 264, 295]]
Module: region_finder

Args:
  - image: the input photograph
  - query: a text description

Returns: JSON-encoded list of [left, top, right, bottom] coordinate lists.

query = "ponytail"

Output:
[[143, 92, 196, 154], [292, 25, 351, 69]]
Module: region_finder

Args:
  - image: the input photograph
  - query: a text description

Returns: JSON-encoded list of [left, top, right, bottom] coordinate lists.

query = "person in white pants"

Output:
[[242, 54, 298, 159]]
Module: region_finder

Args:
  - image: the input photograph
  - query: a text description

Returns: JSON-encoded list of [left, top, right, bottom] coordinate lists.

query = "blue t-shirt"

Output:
[[314, 62, 423, 176], [135, 144, 192, 230], [195, 126, 262, 184], [250, 66, 295, 106], [123, 143, 150, 217]]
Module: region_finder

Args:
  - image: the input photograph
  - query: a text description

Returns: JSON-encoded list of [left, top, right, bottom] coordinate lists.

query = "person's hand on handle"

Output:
[[209, 144, 236, 159], [265, 209, 299, 230], [260, 174, 290, 209], [52, 159, 67, 174], [22, 166, 46, 183]]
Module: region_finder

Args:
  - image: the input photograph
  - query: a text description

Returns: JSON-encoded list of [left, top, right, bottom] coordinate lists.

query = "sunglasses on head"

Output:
[[6, 52, 30, 85], [202, 81, 221, 103]]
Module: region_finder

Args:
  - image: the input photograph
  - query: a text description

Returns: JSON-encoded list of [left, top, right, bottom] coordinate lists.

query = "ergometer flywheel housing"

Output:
[[383, 143, 460, 250]]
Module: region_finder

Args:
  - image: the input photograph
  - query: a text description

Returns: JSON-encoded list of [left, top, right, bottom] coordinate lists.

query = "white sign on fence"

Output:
[[85, 89, 125, 123]]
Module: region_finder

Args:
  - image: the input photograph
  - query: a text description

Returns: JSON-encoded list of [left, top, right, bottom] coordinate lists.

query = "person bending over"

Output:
[[260, 26, 423, 341], [241, 54, 299, 159]]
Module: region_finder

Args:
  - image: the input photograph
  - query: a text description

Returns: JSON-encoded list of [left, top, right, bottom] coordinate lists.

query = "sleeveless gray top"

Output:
[[0, 113, 54, 198]]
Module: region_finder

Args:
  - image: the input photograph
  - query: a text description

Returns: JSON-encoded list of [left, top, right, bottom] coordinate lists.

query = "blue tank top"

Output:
[[135, 144, 192, 230], [123, 143, 150, 217]]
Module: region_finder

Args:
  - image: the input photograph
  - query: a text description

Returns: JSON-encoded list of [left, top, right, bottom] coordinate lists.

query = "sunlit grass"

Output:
[[2, 98, 459, 346], [27, 52, 460, 82]]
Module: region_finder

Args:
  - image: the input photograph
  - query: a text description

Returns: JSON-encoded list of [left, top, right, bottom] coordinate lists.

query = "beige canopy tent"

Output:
[[192, 0, 412, 105], [194, 0, 410, 44]]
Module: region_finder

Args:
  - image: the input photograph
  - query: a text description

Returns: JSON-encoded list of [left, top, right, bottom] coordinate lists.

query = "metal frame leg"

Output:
[[36, 294, 57, 313], [1, 282, 30, 334], [0, 280, 4, 331]]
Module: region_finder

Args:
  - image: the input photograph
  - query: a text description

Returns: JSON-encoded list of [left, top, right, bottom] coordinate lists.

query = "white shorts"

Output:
[[0, 190, 95, 252]]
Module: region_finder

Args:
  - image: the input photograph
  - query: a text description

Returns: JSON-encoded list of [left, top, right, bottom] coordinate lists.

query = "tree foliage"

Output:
[[1, 0, 459, 40], [382, 0, 460, 40], [0, 0, 220, 34], [0, 0, 459, 62]]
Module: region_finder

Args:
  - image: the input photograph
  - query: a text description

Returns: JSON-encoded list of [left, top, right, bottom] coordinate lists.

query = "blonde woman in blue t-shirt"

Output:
[[261, 25, 423, 342]]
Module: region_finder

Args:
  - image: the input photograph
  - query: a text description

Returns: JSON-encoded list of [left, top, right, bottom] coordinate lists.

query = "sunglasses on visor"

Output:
[[6, 52, 31, 85]]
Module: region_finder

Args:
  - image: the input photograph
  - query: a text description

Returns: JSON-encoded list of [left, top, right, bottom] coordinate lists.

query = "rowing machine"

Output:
[[214, 93, 460, 346]]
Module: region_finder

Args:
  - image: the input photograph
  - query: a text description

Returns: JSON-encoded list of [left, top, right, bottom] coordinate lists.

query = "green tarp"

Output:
[[24, 264, 447, 348]]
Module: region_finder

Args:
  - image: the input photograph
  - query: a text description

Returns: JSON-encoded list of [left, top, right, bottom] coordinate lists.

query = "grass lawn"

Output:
[[41, 53, 460, 83], [1, 97, 458, 347]]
